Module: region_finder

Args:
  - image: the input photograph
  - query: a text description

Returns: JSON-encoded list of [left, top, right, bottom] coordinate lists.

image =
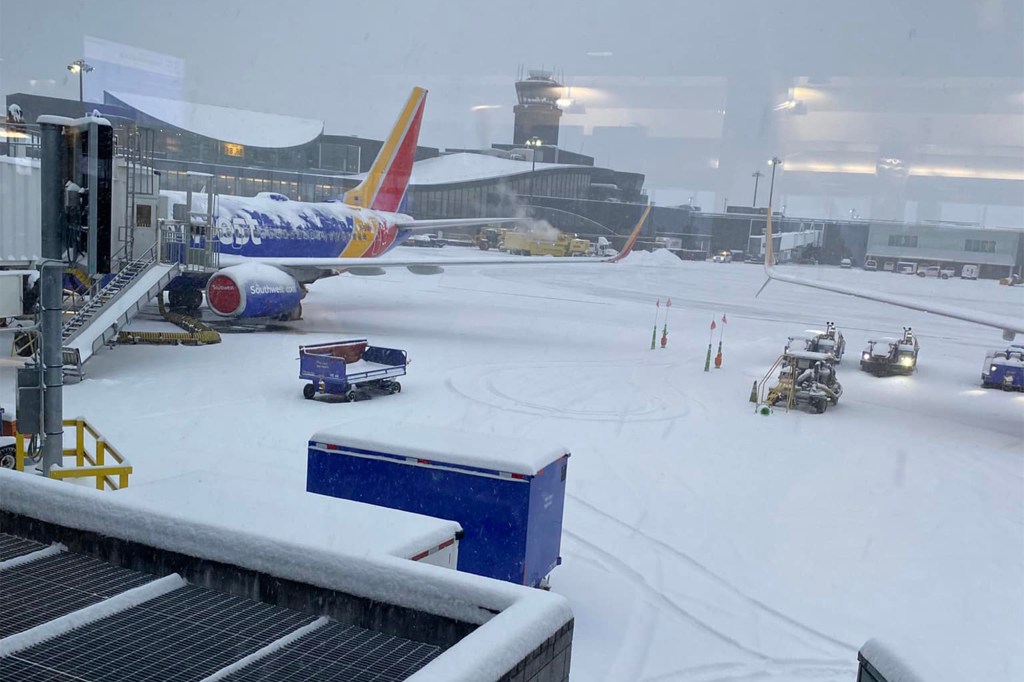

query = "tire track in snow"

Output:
[[443, 362, 697, 423], [640, 660, 851, 682], [568, 493, 858, 657], [565, 524, 851, 667]]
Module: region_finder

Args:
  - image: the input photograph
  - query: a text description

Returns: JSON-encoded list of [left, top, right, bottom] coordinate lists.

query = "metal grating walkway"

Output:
[[0, 552, 155, 638], [5, 585, 318, 682], [221, 621, 443, 682], [0, 532, 45, 561], [0, 536, 445, 681]]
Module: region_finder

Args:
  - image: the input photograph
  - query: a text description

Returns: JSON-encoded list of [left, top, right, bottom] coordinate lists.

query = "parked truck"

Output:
[[503, 230, 590, 257], [307, 423, 570, 588]]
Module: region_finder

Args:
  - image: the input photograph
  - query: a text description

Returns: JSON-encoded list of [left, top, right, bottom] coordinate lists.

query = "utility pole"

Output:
[[751, 171, 763, 207]]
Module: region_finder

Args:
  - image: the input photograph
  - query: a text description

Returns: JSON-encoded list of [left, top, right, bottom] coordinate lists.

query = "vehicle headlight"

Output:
[[990, 364, 998, 373], [862, 353, 871, 361], [900, 357, 914, 366]]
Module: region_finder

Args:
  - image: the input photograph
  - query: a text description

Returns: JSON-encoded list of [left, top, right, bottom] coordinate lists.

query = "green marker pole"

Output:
[[651, 325, 657, 350], [704, 343, 712, 371]]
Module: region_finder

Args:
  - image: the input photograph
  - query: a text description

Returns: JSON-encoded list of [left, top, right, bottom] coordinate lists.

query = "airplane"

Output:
[[162, 87, 649, 321], [759, 208, 1024, 341]]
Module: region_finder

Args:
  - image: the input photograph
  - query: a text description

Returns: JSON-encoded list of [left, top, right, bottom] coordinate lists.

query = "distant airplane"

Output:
[[760, 209, 1024, 341], [163, 87, 648, 320]]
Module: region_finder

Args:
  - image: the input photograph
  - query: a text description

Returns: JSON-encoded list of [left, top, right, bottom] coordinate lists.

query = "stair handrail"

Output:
[[62, 244, 159, 339]]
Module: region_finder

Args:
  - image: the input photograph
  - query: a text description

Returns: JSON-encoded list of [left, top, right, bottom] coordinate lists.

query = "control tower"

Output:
[[513, 68, 564, 147]]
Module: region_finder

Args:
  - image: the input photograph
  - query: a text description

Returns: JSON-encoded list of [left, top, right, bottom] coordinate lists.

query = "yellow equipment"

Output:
[[503, 230, 591, 257]]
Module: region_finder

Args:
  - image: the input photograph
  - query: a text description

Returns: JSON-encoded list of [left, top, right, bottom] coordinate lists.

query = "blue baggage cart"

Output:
[[306, 424, 569, 588], [981, 344, 1024, 391], [299, 339, 407, 401]]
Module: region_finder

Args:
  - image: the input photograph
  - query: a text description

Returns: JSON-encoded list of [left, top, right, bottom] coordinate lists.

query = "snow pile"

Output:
[[620, 248, 686, 268]]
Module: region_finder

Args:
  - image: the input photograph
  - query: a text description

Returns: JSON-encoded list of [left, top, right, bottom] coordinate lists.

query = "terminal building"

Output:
[[5, 77, 1023, 276]]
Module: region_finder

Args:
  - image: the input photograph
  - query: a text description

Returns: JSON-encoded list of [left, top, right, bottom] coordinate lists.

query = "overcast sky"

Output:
[[2, 1, 1022, 218]]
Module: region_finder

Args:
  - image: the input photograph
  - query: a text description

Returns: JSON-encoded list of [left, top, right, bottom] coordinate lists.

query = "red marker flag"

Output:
[[667, 299, 672, 307], [722, 313, 728, 324], [656, 299, 660, 307], [710, 320, 717, 330]]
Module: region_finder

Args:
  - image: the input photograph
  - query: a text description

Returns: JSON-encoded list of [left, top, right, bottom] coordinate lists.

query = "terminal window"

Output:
[[964, 239, 996, 253], [888, 235, 918, 248]]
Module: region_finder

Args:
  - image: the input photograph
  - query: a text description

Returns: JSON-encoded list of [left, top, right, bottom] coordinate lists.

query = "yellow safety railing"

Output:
[[14, 417, 132, 490]]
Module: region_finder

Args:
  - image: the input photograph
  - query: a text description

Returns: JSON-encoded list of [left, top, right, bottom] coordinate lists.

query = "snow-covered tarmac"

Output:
[[3, 249, 1021, 681]]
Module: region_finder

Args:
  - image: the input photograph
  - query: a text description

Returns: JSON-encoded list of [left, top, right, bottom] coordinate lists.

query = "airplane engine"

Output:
[[205, 263, 303, 318]]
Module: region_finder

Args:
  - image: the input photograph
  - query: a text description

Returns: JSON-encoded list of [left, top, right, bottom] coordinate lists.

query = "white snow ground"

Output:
[[2, 250, 1021, 681]]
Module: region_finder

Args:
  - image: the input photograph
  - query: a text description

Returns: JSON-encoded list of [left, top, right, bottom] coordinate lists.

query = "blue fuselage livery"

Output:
[[164, 191, 414, 260]]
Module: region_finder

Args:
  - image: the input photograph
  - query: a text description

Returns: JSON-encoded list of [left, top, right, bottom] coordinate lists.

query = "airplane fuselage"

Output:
[[166, 191, 414, 261]]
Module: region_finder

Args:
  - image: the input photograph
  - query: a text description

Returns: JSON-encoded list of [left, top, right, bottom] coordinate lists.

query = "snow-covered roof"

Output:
[[106, 91, 324, 149], [388, 153, 588, 186], [311, 421, 569, 476], [0, 469, 573, 682], [117, 472, 461, 560]]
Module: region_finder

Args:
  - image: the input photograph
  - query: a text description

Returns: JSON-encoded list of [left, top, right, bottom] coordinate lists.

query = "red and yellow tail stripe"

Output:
[[343, 87, 427, 213], [609, 203, 652, 263]]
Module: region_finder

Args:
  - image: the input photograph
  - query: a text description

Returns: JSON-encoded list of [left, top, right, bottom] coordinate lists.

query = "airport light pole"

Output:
[[526, 136, 542, 198], [751, 171, 763, 207], [67, 59, 93, 104], [766, 157, 782, 210]]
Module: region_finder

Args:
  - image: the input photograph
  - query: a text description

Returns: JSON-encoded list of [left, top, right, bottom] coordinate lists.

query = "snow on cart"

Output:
[[299, 339, 408, 401]]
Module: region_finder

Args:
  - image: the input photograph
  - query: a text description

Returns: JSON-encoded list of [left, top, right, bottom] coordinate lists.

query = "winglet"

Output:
[[343, 87, 427, 212], [755, 204, 774, 297], [608, 203, 652, 263]]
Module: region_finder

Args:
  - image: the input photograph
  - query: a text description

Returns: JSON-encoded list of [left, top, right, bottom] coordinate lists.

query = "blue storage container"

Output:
[[306, 423, 569, 588]]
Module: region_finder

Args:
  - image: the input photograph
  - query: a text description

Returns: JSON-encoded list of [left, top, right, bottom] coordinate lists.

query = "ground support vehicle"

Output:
[[786, 322, 846, 363], [299, 339, 407, 401], [860, 328, 920, 376], [981, 345, 1024, 390], [407, 234, 445, 247], [307, 424, 569, 588], [503, 230, 590, 257], [476, 227, 506, 251], [763, 350, 843, 414]]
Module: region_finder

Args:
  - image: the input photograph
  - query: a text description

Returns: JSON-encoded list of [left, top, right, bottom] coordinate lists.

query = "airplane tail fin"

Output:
[[608, 203, 652, 263], [343, 87, 427, 213]]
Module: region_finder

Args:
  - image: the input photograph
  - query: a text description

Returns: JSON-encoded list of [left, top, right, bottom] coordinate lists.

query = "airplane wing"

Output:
[[760, 208, 1024, 341], [395, 217, 523, 231], [222, 204, 651, 272]]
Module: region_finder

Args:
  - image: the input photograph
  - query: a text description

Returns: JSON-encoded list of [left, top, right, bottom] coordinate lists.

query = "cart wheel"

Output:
[[389, 382, 402, 394], [303, 383, 316, 400], [815, 399, 828, 414], [0, 445, 15, 470]]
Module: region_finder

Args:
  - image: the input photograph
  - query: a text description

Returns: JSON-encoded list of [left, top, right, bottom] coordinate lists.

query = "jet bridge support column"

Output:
[[37, 119, 67, 475]]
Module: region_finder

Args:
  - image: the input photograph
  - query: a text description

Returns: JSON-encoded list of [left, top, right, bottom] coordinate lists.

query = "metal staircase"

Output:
[[60, 246, 180, 377]]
